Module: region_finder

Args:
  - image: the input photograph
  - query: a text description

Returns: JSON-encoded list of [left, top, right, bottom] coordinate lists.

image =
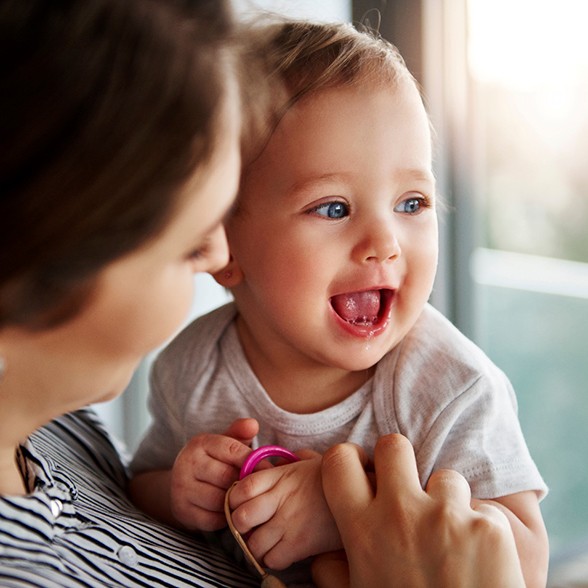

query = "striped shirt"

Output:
[[0, 409, 257, 587]]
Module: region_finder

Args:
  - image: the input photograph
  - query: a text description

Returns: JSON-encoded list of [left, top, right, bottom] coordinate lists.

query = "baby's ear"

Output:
[[212, 255, 244, 288]]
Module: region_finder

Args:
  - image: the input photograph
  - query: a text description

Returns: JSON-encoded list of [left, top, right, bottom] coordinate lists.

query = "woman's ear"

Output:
[[213, 255, 244, 288]]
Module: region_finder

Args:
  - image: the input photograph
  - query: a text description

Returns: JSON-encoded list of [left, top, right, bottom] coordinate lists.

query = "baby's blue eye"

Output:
[[394, 197, 425, 214], [313, 202, 349, 218]]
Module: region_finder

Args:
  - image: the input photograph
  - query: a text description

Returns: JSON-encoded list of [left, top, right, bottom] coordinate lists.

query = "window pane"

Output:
[[468, 0, 588, 575], [469, 0, 588, 262]]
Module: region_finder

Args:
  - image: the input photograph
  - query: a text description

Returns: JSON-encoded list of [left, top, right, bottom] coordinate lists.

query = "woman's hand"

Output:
[[312, 434, 525, 588]]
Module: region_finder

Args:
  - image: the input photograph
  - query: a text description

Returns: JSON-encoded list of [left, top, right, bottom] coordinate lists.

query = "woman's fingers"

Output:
[[320, 442, 371, 533], [425, 468, 472, 505], [371, 434, 423, 500], [318, 434, 526, 588]]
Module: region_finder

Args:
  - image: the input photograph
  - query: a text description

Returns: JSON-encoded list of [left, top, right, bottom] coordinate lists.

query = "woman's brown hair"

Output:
[[0, 0, 236, 328]]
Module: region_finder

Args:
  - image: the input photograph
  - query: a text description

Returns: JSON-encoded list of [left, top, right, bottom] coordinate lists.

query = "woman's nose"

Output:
[[204, 224, 230, 274]]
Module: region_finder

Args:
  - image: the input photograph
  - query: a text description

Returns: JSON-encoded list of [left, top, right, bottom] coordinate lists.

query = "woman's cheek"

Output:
[[132, 271, 196, 353]]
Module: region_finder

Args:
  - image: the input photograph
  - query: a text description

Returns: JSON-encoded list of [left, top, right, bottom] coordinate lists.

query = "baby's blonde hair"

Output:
[[240, 17, 416, 166], [267, 19, 412, 103]]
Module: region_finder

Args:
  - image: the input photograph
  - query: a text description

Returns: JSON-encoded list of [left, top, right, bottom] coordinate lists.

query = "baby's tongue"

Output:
[[331, 290, 380, 324]]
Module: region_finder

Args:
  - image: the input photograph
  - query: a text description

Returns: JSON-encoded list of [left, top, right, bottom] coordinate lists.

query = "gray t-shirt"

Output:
[[132, 302, 546, 500]]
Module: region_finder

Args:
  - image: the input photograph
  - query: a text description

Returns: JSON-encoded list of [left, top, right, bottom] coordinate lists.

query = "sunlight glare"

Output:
[[468, 0, 588, 88]]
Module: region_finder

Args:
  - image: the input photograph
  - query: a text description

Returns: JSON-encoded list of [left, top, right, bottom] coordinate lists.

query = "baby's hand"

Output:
[[170, 418, 258, 531], [228, 450, 343, 570]]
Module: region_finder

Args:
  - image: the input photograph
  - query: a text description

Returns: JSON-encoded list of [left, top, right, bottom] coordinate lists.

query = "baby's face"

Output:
[[227, 78, 438, 372]]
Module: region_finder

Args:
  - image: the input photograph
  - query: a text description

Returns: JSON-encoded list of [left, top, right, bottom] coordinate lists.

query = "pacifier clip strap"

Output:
[[224, 482, 286, 587], [224, 445, 299, 588]]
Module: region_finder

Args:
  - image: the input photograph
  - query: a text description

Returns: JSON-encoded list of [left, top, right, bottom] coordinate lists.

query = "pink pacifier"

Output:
[[239, 445, 300, 479]]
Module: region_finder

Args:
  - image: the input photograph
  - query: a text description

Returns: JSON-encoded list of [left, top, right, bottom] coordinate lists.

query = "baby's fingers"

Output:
[[185, 478, 227, 513], [223, 417, 259, 444], [243, 521, 285, 569], [198, 433, 255, 469], [176, 434, 253, 491], [230, 488, 279, 534], [229, 467, 282, 509], [170, 479, 228, 531]]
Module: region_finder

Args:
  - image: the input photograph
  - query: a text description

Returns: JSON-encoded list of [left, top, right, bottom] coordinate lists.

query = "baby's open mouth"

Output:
[[330, 289, 393, 326]]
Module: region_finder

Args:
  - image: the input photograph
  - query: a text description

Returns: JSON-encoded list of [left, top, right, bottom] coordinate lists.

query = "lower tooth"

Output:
[[349, 316, 377, 325]]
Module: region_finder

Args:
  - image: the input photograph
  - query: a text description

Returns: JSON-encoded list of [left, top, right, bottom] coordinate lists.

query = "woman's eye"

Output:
[[185, 241, 209, 262], [312, 201, 349, 219], [394, 196, 429, 215], [187, 248, 204, 261]]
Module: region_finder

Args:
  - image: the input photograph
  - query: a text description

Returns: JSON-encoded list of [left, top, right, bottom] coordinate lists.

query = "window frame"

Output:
[[353, 0, 477, 337]]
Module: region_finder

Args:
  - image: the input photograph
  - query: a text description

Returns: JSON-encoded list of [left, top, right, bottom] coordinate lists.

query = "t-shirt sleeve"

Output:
[[129, 353, 188, 474], [415, 368, 547, 500], [375, 305, 548, 501]]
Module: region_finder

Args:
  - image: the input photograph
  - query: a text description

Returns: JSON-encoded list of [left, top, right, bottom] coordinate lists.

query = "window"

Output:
[[468, 0, 588, 577]]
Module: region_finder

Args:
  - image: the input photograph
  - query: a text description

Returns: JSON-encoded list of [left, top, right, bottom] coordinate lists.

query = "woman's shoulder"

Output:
[[32, 408, 129, 489], [0, 409, 257, 587]]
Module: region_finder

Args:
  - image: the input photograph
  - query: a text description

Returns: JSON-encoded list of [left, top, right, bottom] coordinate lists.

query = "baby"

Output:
[[130, 19, 548, 587]]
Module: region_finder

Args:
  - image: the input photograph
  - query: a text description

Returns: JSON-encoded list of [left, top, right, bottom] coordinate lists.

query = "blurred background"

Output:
[[95, 1, 588, 584]]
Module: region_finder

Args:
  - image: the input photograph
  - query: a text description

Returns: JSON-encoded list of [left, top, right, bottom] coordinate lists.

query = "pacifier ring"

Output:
[[239, 445, 300, 479]]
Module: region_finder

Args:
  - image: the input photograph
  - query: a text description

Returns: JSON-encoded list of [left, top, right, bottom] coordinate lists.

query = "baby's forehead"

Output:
[[283, 62, 420, 123], [286, 58, 411, 102], [288, 75, 424, 126], [239, 81, 433, 184]]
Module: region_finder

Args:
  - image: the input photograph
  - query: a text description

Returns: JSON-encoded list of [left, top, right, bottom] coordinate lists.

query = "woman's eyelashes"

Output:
[[187, 247, 204, 261]]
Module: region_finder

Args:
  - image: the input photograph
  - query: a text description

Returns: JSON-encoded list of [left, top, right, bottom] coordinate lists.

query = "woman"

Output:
[[0, 0, 257, 585], [0, 0, 526, 586]]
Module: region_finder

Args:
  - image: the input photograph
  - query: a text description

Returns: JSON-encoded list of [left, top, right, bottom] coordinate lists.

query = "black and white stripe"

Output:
[[0, 409, 256, 587]]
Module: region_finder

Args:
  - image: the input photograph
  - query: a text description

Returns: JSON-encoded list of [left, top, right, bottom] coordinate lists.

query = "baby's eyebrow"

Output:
[[285, 169, 436, 201], [400, 168, 436, 185], [286, 173, 349, 197]]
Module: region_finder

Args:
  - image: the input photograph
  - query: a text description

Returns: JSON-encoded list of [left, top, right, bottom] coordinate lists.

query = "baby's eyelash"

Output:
[[394, 194, 434, 214], [417, 195, 434, 209], [307, 200, 350, 219]]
